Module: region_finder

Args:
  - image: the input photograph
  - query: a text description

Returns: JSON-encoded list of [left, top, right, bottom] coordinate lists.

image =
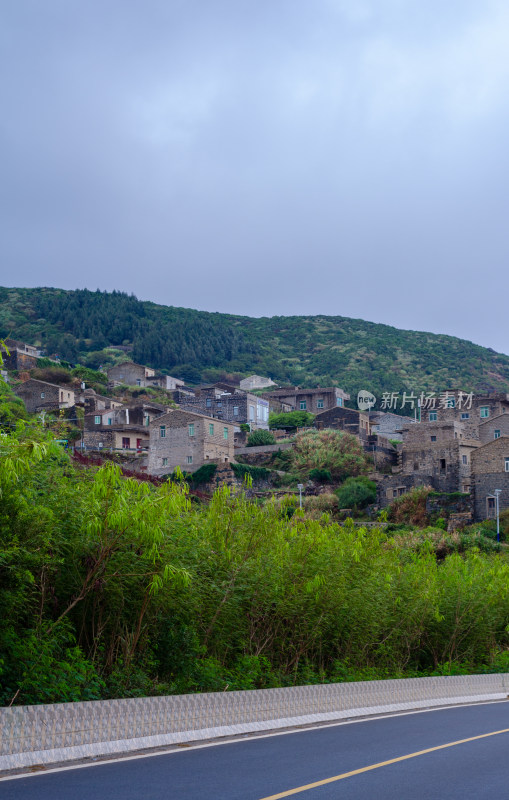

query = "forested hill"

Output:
[[2, 285, 509, 397]]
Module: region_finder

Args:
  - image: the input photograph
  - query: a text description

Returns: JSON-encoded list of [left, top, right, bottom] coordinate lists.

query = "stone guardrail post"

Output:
[[1, 673, 507, 771]]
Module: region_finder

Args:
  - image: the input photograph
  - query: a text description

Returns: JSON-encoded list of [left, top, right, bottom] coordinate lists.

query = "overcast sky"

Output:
[[2, 1, 509, 352]]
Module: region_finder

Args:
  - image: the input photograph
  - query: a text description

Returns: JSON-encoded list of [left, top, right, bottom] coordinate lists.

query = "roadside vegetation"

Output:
[[2, 411, 509, 707]]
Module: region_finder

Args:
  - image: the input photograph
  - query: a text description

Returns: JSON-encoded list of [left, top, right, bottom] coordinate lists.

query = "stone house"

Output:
[[80, 388, 123, 414], [369, 412, 413, 442], [239, 375, 276, 391], [3, 338, 39, 371], [264, 386, 350, 414], [147, 410, 235, 476], [377, 473, 433, 507], [180, 385, 270, 430], [107, 362, 155, 387], [420, 391, 509, 440], [145, 375, 186, 391], [15, 379, 75, 413], [478, 413, 509, 445], [471, 437, 509, 520], [398, 420, 478, 494], [313, 406, 371, 439], [82, 402, 166, 452]]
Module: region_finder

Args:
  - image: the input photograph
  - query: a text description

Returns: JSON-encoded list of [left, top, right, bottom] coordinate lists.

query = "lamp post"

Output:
[[495, 489, 502, 542], [297, 483, 304, 510]]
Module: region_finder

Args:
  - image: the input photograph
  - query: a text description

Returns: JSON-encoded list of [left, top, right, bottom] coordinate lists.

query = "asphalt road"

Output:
[[3, 702, 509, 799]]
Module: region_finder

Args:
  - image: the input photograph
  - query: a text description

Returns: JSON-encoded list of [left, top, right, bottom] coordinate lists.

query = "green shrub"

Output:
[[293, 429, 368, 481], [387, 486, 432, 527], [31, 366, 73, 384], [231, 462, 271, 481], [335, 476, 377, 509], [308, 468, 332, 483], [189, 463, 217, 486], [304, 493, 338, 513], [247, 429, 276, 447]]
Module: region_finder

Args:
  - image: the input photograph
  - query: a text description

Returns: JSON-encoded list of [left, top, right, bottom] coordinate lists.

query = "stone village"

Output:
[[5, 336, 509, 526]]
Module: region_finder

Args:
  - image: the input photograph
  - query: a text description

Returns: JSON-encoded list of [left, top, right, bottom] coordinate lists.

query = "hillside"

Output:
[[1, 286, 509, 398]]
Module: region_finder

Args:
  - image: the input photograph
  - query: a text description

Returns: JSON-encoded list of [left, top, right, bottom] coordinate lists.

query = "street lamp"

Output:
[[494, 489, 502, 542], [297, 483, 304, 510]]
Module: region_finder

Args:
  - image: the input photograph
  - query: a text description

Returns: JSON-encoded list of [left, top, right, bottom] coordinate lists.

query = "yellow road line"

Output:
[[259, 726, 509, 799]]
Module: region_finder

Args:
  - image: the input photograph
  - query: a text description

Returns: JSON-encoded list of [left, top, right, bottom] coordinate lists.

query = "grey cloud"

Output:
[[1, 0, 508, 352]]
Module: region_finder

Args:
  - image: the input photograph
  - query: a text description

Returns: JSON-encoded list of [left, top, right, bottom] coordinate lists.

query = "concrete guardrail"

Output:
[[1, 673, 508, 771]]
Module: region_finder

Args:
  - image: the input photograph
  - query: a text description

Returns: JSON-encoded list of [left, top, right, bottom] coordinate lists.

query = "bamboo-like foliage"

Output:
[[1, 423, 509, 705]]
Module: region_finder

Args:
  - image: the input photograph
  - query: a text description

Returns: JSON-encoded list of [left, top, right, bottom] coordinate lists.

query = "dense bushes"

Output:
[[388, 487, 431, 526], [293, 429, 368, 481], [231, 462, 271, 481], [2, 422, 509, 705], [336, 476, 377, 509], [247, 429, 276, 447]]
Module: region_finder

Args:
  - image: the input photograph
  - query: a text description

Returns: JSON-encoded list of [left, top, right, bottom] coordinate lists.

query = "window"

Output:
[[249, 405, 255, 421], [299, 400, 307, 410], [413, 462, 419, 471], [223, 427, 228, 440], [119, 374, 124, 379], [431, 435, 437, 442], [480, 406, 489, 418], [94, 415, 101, 424], [162, 457, 168, 466], [107, 418, 112, 425], [337, 398, 343, 407], [461, 413, 470, 420], [495, 430, 501, 439], [233, 406, 239, 416], [188, 423, 195, 436], [122, 437, 130, 449], [159, 425, 166, 438], [144, 414, 150, 426], [317, 398, 324, 409], [505, 458, 509, 472], [41, 392, 45, 399], [187, 455, 193, 464], [206, 398, 212, 408], [136, 379, 141, 386], [216, 401, 222, 408], [462, 455, 468, 465], [446, 398, 455, 408], [429, 411, 437, 421], [209, 423, 214, 435], [440, 459, 446, 470]]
